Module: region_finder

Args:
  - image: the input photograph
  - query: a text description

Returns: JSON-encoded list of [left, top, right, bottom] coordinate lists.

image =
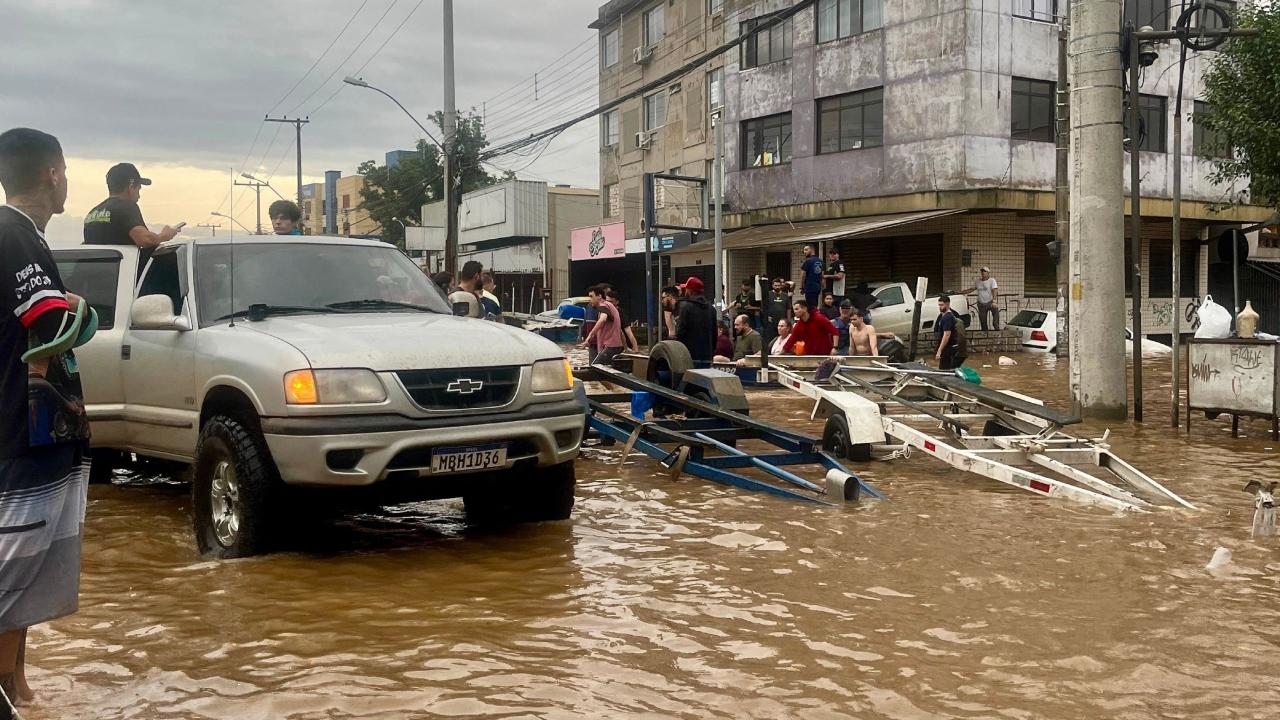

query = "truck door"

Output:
[[121, 245, 198, 460], [873, 285, 912, 334], [53, 247, 131, 448]]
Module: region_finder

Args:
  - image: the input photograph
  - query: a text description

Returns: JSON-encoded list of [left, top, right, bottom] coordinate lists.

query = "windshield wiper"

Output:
[[326, 299, 440, 313], [216, 304, 341, 322]]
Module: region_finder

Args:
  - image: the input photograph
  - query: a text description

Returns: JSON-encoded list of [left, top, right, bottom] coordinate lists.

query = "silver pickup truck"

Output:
[[54, 236, 586, 557]]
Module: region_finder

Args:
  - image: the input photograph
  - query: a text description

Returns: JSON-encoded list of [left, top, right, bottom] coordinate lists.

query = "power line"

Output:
[[307, 0, 430, 118], [266, 0, 373, 116], [478, 35, 597, 108], [287, 0, 404, 116], [481, 0, 814, 162]]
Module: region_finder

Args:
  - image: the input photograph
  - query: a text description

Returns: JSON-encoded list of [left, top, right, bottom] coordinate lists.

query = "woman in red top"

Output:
[[782, 300, 839, 355]]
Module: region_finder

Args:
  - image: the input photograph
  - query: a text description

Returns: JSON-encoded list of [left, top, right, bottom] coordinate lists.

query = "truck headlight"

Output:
[[284, 369, 387, 405], [531, 358, 573, 393]]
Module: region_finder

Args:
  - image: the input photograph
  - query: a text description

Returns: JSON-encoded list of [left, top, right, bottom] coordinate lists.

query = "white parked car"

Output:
[[1005, 310, 1171, 355]]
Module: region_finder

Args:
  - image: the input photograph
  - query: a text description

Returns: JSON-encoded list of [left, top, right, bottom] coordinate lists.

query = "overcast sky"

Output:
[[2, 0, 602, 244]]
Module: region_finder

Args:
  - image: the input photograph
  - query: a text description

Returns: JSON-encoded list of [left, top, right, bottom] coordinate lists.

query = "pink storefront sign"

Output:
[[571, 222, 627, 261]]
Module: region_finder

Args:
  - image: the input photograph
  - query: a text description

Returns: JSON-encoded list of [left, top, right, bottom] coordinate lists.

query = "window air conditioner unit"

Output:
[[633, 45, 653, 64], [635, 131, 653, 150]]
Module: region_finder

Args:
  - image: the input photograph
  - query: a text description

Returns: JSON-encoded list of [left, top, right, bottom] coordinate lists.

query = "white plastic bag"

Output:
[[1194, 295, 1231, 339]]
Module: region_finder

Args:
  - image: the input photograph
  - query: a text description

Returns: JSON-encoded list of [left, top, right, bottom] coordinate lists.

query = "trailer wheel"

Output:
[[822, 414, 871, 462], [647, 340, 693, 390]]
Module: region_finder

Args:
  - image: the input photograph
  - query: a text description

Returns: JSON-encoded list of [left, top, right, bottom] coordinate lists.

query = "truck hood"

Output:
[[246, 312, 563, 370]]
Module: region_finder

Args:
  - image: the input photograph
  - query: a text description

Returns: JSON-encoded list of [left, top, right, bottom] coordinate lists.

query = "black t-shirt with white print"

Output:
[[1, 205, 87, 459]]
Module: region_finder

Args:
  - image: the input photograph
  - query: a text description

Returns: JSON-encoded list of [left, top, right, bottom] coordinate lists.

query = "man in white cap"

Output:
[[964, 266, 1000, 330]]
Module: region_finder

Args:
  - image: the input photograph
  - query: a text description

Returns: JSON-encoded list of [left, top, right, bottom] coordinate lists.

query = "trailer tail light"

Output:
[[1031, 330, 1048, 342]]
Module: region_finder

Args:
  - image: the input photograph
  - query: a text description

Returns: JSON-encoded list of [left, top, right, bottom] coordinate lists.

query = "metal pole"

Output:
[[295, 121, 303, 204], [1055, 16, 1071, 363], [443, 0, 459, 275], [1068, 0, 1128, 420], [713, 111, 724, 312], [1233, 231, 1241, 317], [255, 185, 262, 234], [644, 172, 657, 350], [1171, 70, 1183, 428], [1129, 40, 1144, 422]]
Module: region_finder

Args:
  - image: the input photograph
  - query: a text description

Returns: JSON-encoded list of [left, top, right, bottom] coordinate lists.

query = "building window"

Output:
[[1194, 100, 1230, 158], [707, 67, 723, 115], [817, 87, 884, 153], [1013, 0, 1057, 22], [602, 110, 620, 147], [708, 0, 724, 15], [644, 91, 667, 132], [342, 194, 350, 209], [602, 28, 619, 67], [742, 113, 792, 168], [1011, 77, 1056, 142], [603, 184, 620, 218], [644, 5, 664, 47], [1138, 94, 1167, 153], [1148, 240, 1199, 298], [741, 14, 793, 69], [1024, 235, 1057, 297], [816, 0, 883, 43], [1127, 0, 1170, 31]]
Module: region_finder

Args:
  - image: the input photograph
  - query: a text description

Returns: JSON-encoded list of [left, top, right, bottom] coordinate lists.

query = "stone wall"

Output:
[[913, 329, 1023, 356]]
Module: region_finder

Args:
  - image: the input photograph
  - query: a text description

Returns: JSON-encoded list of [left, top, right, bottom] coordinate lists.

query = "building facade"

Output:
[[592, 0, 729, 244], [300, 171, 380, 238], [419, 181, 601, 311], [596, 0, 1268, 338]]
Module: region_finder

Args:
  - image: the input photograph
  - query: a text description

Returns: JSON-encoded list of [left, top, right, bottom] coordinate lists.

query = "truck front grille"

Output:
[[396, 366, 520, 411]]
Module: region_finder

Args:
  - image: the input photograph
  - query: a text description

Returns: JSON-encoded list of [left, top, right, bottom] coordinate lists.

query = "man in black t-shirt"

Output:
[[0, 127, 93, 714], [83, 163, 178, 275]]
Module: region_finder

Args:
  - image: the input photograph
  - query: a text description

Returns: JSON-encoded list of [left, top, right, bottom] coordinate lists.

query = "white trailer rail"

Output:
[[772, 361, 1195, 513]]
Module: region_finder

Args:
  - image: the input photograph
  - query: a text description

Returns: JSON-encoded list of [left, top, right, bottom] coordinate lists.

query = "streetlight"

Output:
[[342, 77, 443, 149], [211, 211, 253, 235], [241, 172, 287, 201], [343, 75, 456, 274]]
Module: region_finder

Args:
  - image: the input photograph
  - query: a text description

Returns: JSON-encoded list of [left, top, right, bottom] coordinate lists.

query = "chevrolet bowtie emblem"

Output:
[[445, 378, 484, 395]]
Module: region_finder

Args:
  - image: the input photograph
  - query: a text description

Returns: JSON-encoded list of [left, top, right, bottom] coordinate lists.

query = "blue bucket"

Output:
[[630, 391, 655, 419]]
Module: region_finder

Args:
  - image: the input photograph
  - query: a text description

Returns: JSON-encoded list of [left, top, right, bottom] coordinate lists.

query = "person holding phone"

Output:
[[83, 163, 179, 276]]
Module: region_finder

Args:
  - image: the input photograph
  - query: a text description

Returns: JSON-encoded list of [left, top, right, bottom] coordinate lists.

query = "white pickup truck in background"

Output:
[[866, 281, 971, 337], [55, 236, 587, 558]]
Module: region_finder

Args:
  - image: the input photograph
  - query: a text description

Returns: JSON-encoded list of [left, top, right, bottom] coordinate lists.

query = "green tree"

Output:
[[357, 110, 506, 247], [1201, 5, 1280, 208]]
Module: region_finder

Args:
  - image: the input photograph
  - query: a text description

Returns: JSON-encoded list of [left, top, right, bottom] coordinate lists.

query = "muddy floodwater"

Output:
[[21, 354, 1280, 719]]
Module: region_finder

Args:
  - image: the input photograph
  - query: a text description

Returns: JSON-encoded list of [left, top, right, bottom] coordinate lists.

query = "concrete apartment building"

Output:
[[599, 0, 1269, 337], [300, 170, 380, 238], [591, 0, 729, 259]]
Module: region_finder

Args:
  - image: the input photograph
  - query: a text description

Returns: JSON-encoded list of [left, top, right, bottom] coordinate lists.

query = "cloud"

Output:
[[5, 0, 603, 231]]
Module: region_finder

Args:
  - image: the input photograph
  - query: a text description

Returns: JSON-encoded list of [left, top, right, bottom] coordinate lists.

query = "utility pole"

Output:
[[1068, 0, 1127, 420], [197, 222, 221, 237], [265, 116, 309, 204], [234, 177, 268, 234], [443, 0, 459, 275], [713, 110, 724, 312], [1128, 30, 1147, 423], [1054, 13, 1071, 364]]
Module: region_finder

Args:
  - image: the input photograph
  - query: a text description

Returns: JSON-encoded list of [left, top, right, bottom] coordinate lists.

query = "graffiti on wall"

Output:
[[1123, 298, 1202, 333]]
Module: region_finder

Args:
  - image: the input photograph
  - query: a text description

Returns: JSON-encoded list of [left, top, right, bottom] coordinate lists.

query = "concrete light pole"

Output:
[[1068, 0, 1128, 420], [443, 0, 459, 276]]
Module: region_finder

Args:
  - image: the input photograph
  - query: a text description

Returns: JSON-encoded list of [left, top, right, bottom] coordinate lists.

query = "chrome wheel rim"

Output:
[[209, 460, 241, 548]]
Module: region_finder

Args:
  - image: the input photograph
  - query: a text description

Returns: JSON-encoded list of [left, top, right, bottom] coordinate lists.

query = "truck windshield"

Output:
[[195, 242, 450, 326]]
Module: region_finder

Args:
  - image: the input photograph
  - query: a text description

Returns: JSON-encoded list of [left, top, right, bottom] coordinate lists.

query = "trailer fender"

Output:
[[814, 394, 886, 445]]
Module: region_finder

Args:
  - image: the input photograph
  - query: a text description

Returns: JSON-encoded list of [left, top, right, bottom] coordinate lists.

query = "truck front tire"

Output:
[[192, 415, 280, 558], [464, 460, 576, 525]]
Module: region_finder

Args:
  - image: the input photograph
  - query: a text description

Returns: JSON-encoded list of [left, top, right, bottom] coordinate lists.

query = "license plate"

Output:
[[430, 444, 508, 474]]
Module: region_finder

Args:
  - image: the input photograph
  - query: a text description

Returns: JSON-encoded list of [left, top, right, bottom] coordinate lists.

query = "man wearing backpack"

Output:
[[933, 295, 968, 370]]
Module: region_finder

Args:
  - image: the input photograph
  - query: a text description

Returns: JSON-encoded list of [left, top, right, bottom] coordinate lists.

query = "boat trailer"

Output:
[[575, 364, 883, 506], [771, 360, 1196, 513]]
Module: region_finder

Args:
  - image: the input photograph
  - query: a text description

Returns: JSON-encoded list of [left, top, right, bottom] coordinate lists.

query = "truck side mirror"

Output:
[[130, 294, 191, 331]]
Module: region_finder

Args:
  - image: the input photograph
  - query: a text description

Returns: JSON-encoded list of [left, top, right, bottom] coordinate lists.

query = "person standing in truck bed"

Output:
[[82, 162, 178, 277]]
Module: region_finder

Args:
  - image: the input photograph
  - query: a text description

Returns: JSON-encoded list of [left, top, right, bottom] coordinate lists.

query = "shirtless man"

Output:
[[847, 312, 889, 356]]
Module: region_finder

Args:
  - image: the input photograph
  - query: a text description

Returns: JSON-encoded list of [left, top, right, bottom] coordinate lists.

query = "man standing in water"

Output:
[[0, 128, 92, 717]]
